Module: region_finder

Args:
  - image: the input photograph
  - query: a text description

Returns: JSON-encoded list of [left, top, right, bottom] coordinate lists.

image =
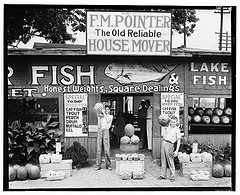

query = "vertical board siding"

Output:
[[152, 137, 163, 159], [188, 134, 231, 148], [65, 137, 97, 159]]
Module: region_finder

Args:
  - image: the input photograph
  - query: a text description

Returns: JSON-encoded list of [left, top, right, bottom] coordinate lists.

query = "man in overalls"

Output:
[[158, 116, 181, 182], [95, 106, 113, 171]]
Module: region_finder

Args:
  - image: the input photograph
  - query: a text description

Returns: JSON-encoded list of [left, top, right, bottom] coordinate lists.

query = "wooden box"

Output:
[[120, 143, 139, 153], [115, 160, 144, 175], [180, 162, 212, 177], [40, 159, 73, 178]]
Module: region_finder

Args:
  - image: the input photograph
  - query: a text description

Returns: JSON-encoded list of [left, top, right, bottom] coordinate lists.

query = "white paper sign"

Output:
[[64, 93, 88, 137]]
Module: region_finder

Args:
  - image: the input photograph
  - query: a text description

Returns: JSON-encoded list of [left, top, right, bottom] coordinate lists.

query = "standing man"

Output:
[[158, 116, 181, 182], [145, 99, 153, 151], [95, 106, 113, 171], [137, 100, 147, 149]]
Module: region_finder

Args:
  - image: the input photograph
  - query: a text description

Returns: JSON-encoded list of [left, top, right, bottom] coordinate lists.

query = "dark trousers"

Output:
[[139, 118, 147, 149]]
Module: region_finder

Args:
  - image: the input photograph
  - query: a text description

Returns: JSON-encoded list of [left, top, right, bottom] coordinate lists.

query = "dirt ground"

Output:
[[8, 159, 232, 190]]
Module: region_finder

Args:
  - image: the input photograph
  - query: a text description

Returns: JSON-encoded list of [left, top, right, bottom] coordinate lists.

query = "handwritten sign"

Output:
[[64, 93, 88, 137], [161, 93, 184, 126], [87, 11, 172, 55]]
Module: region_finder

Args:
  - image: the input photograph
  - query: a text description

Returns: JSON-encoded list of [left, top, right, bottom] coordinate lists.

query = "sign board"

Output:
[[87, 11, 172, 55], [64, 93, 88, 137], [161, 93, 184, 129]]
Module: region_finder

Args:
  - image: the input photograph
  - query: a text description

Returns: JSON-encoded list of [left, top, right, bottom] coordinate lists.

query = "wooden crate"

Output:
[[40, 159, 72, 178], [120, 143, 139, 153], [180, 162, 212, 177], [115, 160, 144, 175]]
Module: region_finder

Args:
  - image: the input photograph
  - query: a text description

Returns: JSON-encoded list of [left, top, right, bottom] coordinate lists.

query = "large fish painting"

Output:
[[104, 61, 178, 85]]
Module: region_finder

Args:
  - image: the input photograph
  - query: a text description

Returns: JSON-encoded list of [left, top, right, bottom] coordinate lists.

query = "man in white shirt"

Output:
[[145, 99, 153, 150], [158, 116, 181, 182], [95, 106, 113, 171]]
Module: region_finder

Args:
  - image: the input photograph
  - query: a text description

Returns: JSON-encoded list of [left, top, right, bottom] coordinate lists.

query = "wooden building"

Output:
[[7, 43, 233, 159]]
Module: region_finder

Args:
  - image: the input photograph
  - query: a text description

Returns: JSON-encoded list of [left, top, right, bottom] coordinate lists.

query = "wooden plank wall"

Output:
[[188, 134, 231, 148], [64, 132, 97, 159]]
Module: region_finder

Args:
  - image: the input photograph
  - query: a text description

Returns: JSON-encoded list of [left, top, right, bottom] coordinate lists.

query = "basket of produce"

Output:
[[45, 170, 65, 181]]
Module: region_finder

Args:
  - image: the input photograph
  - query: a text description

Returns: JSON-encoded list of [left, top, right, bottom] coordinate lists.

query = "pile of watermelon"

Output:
[[188, 107, 232, 125], [120, 124, 140, 145], [9, 163, 41, 182]]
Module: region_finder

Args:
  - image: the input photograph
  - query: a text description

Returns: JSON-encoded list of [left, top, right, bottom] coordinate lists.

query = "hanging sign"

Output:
[[64, 93, 88, 137], [87, 11, 172, 55], [161, 93, 184, 127]]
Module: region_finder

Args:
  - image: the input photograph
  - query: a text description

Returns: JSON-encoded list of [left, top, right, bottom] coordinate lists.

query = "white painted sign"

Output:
[[64, 93, 88, 137], [87, 11, 172, 55]]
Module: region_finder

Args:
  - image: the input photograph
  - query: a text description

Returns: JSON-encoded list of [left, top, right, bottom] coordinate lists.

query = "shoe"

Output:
[[107, 167, 112, 171], [170, 178, 175, 182], [157, 176, 166, 180], [95, 167, 101, 171]]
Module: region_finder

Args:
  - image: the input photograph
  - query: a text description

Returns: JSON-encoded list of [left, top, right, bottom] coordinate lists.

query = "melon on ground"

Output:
[[28, 165, 40, 180], [9, 166, 16, 181], [224, 164, 231, 177], [16, 166, 28, 180], [212, 164, 224, 178]]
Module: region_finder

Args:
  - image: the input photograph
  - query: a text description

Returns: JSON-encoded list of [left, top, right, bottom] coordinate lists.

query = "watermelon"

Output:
[[211, 115, 220, 124], [223, 107, 232, 116], [93, 102, 104, 116], [220, 115, 230, 124], [195, 108, 204, 116], [188, 115, 192, 123], [28, 165, 40, 180], [193, 115, 201, 123], [212, 164, 224, 178], [202, 115, 211, 124], [16, 166, 28, 180], [124, 124, 135, 137], [158, 114, 170, 127], [204, 108, 213, 116], [213, 108, 223, 116], [224, 164, 231, 177], [9, 166, 17, 181], [188, 107, 195, 116]]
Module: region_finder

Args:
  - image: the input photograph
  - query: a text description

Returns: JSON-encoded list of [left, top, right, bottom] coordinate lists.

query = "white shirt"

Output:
[[98, 114, 113, 129], [162, 126, 181, 144], [147, 106, 153, 119]]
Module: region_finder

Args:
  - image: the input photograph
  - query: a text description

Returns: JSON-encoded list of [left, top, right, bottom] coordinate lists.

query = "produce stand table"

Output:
[[40, 159, 73, 178], [180, 162, 212, 177]]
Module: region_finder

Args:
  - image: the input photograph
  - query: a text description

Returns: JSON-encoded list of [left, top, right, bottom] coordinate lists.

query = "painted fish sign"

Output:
[[104, 61, 178, 85]]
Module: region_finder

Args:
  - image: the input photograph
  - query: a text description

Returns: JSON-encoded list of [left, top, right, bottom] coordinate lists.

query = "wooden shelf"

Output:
[[189, 123, 232, 127]]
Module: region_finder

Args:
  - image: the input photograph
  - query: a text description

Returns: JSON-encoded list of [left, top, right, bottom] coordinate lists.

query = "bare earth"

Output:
[[9, 160, 232, 190]]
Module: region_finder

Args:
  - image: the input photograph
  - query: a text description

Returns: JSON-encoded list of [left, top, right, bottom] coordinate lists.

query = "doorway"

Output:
[[101, 93, 153, 158]]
